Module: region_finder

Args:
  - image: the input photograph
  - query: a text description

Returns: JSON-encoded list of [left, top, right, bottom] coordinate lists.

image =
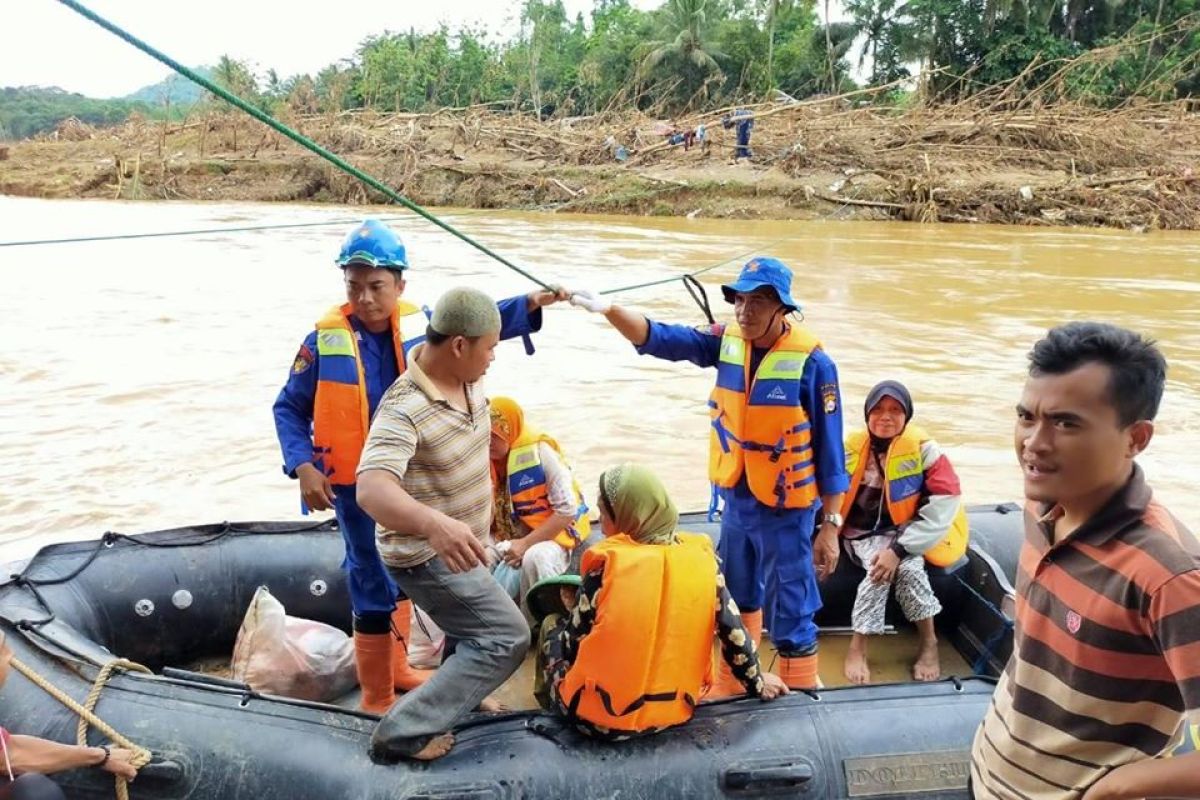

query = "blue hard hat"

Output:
[[335, 219, 408, 270], [720, 257, 800, 312]]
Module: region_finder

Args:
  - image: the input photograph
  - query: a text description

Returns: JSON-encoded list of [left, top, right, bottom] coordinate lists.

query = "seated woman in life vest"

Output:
[[533, 463, 788, 740], [0, 631, 140, 800], [837, 380, 969, 685], [488, 397, 590, 623]]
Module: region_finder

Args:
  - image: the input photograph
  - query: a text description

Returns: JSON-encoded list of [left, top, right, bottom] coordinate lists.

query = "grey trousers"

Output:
[[370, 556, 530, 761]]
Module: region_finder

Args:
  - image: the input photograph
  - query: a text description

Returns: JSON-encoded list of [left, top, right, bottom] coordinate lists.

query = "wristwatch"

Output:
[[823, 512, 844, 529]]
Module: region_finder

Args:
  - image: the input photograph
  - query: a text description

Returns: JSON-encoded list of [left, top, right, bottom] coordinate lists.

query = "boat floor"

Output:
[[489, 631, 974, 711], [181, 630, 973, 713]]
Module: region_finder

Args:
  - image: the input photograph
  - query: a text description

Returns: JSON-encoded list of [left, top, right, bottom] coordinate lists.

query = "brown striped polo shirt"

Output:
[[356, 345, 492, 569], [971, 465, 1200, 800]]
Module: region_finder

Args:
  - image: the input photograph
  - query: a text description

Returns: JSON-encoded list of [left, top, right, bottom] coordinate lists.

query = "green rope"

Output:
[[0, 211, 489, 249], [55, 0, 551, 290], [599, 237, 791, 296]]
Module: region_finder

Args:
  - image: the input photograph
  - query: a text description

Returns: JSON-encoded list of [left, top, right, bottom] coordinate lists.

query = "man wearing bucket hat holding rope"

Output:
[[570, 257, 848, 693], [273, 219, 566, 714]]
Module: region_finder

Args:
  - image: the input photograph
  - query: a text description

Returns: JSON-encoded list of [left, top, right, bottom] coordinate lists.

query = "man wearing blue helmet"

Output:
[[273, 218, 565, 714], [570, 257, 848, 693]]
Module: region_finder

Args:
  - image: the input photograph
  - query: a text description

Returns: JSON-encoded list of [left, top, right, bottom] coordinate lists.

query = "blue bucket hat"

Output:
[[720, 257, 800, 312]]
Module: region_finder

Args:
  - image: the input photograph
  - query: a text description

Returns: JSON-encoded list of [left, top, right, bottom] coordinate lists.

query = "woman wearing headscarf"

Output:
[[0, 631, 140, 799], [837, 380, 969, 685], [535, 463, 788, 740], [488, 397, 590, 621]]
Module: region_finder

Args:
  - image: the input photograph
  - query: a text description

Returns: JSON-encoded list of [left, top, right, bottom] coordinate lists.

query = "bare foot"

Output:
[[478, 695, 509, 713], [844, 640, 871, 685], [913, 638, 941, 682], [411, 733, 454, 761]]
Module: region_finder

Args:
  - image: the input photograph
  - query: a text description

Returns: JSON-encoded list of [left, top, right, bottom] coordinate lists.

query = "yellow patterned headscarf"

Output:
[[489, 396, 524, 446]]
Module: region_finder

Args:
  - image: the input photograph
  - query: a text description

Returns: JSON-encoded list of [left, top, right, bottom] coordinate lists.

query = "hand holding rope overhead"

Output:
[[573, 236, 792, 324]]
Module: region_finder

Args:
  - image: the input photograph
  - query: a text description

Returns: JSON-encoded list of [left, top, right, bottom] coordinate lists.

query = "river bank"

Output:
[[3, 101, 1200, 229]]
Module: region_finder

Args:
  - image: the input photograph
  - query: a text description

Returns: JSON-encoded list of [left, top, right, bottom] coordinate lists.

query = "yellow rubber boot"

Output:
[[391, 599, 435, 692]]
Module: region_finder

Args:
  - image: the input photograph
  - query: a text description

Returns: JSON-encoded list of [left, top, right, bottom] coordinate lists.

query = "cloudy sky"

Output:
[[3, 0, 669, 98]]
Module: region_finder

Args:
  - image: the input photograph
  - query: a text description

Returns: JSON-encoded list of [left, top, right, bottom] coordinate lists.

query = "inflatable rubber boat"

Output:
[[0, 505, 1023, 799]]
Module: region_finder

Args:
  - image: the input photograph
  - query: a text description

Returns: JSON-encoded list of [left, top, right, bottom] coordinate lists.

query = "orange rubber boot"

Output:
[[708, 609, 764, 699], [391, 599, 435, 692], [778, 652, 820, 690], [353, 630, 396, 714]]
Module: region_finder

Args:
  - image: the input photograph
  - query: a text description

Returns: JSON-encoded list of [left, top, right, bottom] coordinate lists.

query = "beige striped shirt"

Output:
[[356, 345, 492, 568]]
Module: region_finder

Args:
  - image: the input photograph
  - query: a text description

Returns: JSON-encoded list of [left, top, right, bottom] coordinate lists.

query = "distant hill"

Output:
[[121, 68, 212, 107], [0, 67, 213, 141], [0, 85, 150, 140]]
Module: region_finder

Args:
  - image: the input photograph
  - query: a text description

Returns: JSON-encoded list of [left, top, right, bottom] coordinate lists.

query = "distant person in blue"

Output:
[[569, 257, 848, 693], [723, 108, 754, 160], [273, 219, 565, 714]]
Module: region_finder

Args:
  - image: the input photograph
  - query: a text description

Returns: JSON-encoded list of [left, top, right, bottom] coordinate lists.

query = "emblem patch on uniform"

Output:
[[291, 344, 314, 375], [1066, 610, 1082, 634], [822, 383, 838, 414]]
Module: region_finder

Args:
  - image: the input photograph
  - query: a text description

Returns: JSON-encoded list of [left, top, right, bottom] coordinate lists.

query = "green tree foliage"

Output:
[[7, 0, 1200, 141]]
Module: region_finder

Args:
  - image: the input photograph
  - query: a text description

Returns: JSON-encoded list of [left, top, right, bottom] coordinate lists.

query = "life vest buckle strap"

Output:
[[711, 414, 738, 454]]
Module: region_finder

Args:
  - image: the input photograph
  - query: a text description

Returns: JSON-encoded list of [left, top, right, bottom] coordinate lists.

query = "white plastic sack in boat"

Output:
[[407, 603, 445, 670], [231, 586, 356, 702]]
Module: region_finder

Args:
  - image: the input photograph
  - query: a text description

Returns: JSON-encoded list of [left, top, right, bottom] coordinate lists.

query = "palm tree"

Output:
[[824, 0, 837, 92], [211, 55, 257, 151], [638, 0, 725, 84], [765, 0, 798, 90], [844, 0, 914, 84]]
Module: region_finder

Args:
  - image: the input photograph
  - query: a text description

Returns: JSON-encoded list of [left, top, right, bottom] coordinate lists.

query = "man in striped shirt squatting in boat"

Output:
[[356, 288, 530, 763], [971, 321, 1200, 800]]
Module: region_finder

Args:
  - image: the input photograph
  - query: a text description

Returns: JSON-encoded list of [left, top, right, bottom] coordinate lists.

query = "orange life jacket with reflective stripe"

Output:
[[560, 533, 716, 733], [841, 425, 969, 567], [312, 300, 424, 485], [506, 433, 590, 550], [708, 323, 822, 509]]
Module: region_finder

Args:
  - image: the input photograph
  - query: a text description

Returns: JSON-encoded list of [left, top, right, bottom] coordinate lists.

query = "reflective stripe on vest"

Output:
[[560, 533, 716, 733], [708, 323, 821, 509], [506, 437, 590, 549], [842, 424, 969, 567], [312, 300, 423, 485]]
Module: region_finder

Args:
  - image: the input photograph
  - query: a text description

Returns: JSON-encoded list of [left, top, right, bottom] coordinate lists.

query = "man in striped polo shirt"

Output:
[[356, 287, 529, 763], [971, 322, 1200, 800]]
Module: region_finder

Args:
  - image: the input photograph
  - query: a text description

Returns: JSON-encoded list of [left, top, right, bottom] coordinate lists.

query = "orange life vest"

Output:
[[841, 424, 969, 567], [312, 300, 424, 485], [708, 323, 822, 509], [506, 433, 590, 549], [559, 533, 716, 733]]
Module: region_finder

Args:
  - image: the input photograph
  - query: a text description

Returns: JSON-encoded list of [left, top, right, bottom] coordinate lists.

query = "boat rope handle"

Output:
[[598, 237, 791, 297], [54, 0, 553, 291], [9, 655, 153, 800]]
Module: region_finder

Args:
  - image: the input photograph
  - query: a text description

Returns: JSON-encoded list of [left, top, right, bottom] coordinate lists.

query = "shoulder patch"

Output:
[[695, 322, 726, 336], [291, 344, 314, 375], [821, 383, 838, 415]]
